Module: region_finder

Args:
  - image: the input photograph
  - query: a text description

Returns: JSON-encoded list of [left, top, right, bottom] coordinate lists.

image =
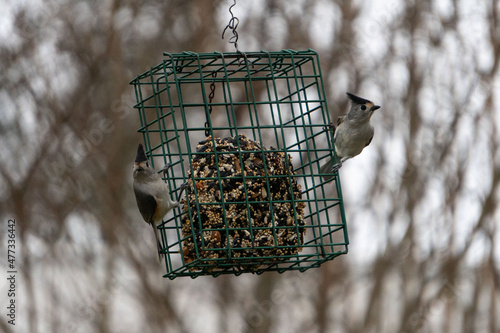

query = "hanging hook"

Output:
[[221, 0, 252, 68], [222, 0, 240, 53]]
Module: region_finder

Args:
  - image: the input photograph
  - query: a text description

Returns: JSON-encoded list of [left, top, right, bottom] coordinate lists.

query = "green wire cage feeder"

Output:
[[130, 49, 348, 279]]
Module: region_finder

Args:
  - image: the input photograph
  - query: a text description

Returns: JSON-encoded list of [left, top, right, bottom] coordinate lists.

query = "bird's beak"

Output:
[[371, 105, 381, 111]]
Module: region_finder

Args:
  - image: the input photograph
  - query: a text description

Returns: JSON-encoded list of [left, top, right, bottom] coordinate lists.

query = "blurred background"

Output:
[[1, 0, 499, 332]]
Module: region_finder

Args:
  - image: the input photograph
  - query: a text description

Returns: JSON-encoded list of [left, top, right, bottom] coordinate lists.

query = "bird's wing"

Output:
[[365, 132, 374, 147], [337, 115, 346, 126], [134, 186, 157, 224]]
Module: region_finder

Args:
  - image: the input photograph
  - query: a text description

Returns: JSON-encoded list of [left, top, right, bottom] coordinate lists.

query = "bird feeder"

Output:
[[130, 49, 348, 279]]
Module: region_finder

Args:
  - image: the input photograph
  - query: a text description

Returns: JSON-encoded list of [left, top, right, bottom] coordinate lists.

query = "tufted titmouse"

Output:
[[133, 144, 187, 261], [320, 92, 380, 181]]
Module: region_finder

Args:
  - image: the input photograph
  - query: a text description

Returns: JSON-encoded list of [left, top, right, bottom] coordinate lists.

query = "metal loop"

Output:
[[222, 0, 240, 52]]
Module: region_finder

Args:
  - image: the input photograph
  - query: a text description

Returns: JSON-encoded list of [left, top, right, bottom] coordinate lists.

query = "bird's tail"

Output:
[[320, 158, 336, 182], [151, 223, 164, 262]]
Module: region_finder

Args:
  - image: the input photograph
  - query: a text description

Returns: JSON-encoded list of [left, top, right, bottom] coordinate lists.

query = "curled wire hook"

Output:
[[221, 0, 252, 68], [222, 0, 240, 52]]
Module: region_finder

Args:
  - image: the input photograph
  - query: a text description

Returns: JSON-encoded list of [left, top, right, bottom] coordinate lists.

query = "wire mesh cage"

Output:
[[130, 49, 348, 279]]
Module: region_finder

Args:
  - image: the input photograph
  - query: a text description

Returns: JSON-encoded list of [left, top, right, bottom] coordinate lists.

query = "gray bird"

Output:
[[320, 92, 380, 181], [133, 144, 187, 261]]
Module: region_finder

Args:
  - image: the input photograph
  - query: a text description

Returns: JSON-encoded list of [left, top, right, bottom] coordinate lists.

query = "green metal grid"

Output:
[[130, 49, 348, 279]]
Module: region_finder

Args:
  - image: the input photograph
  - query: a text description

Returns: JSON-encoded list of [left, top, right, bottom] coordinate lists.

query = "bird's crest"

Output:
[[135, 144, 148, 163], [346, 92, 371, 105]]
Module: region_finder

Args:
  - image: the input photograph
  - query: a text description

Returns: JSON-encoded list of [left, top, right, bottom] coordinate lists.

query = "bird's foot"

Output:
[[160, 163, 173, 178], [180, 181, 190, 191], [323, 122, 336, 138], [323, 122, 335, 132], [177, 182, 190, 201], [331, 161, 342, 172]]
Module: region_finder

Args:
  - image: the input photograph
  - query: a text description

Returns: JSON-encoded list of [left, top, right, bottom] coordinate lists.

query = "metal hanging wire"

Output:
[[222, 0, 240, 53], [221, 0, 250, 66], [205, 0, 247, 138]]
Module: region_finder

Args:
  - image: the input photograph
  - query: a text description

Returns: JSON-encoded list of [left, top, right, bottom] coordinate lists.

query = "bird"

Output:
[[320, 92, 380, 181], [132, 144, 188, 261]]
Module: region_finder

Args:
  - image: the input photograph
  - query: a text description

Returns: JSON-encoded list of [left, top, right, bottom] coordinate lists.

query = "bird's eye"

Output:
[[361, 105, 367, 111], [146, 162, 150, 168]]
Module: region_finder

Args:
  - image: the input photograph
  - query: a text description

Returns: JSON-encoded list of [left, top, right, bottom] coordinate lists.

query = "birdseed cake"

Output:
[[181, 135, 306, 271]]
